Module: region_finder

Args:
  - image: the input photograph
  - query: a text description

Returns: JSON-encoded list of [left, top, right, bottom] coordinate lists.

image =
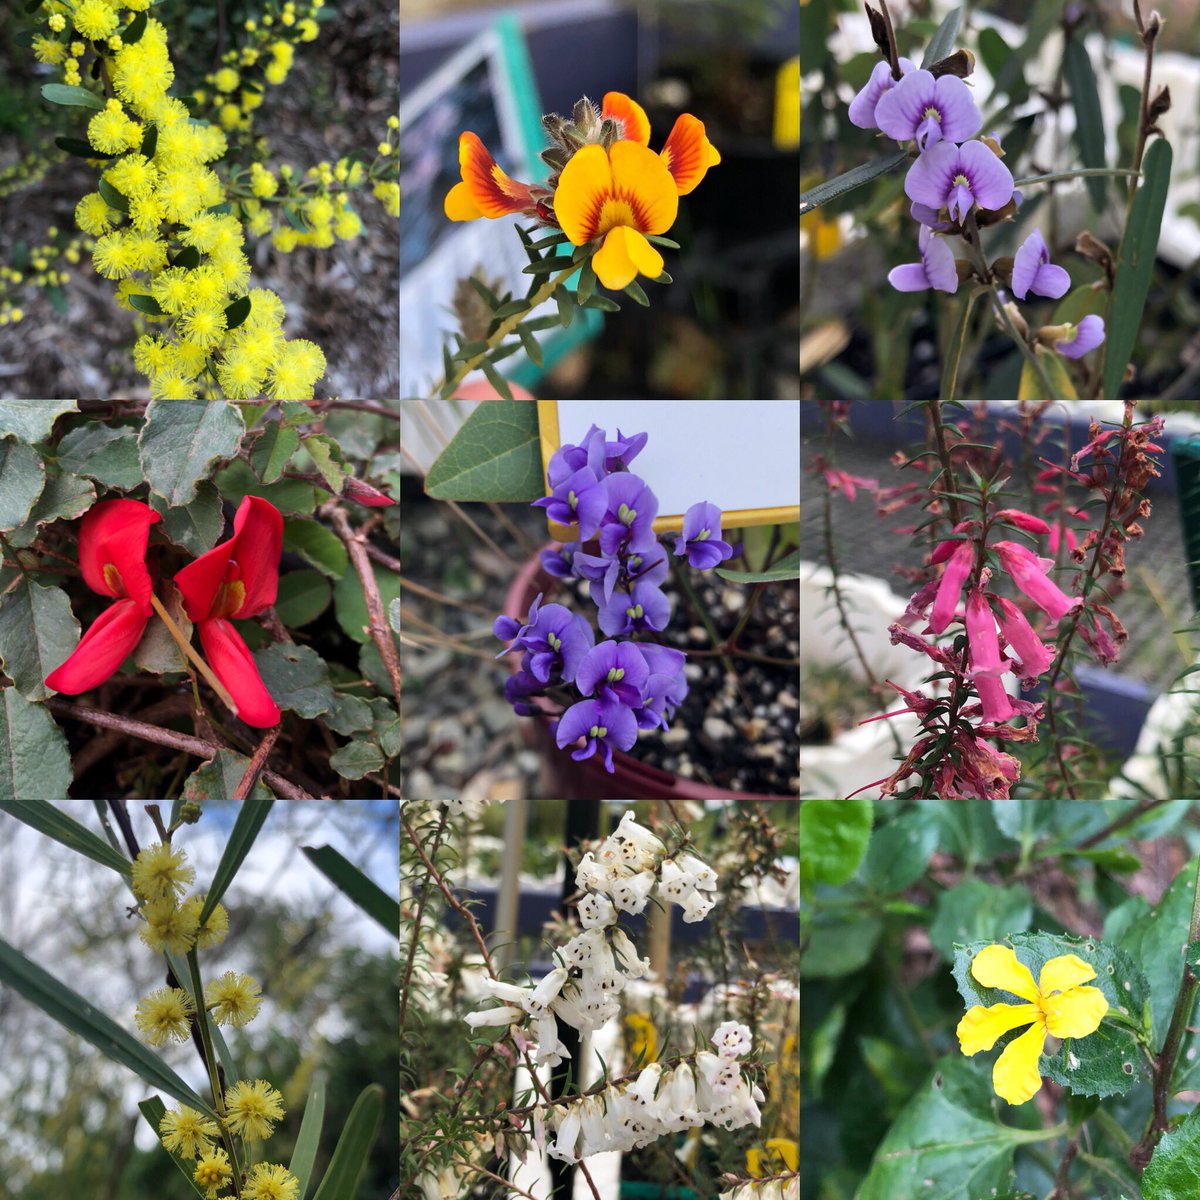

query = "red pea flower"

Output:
[[175, 497, 284, 728], [45, 499, 161, 695]]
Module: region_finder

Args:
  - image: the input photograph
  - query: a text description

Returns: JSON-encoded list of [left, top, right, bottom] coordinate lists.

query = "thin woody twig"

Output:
[[233, 726, 281, 801]]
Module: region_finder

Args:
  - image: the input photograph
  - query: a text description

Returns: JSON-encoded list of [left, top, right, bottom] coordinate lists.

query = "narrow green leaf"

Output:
[[140, 123, 158, 159], [1064, 40, 1106, 212], [138, 1098, 207, 1197], [623, 280, 649, 307], [197, 795, 275, 926], [424, 399, 542, 502], [645, 234, 681, 249], [468, 276, 499, 308], [301, 845, 399, 934], [576, 259, 597, 306], [582, 294, 620, 312], [41, 83, 105, 110], [0, 797, 131, 877], [290, 1080, 326, 1200], [1102, 138, 1172, 398], [555, 287, 574, 328], [0, 936, 213, 1113], [480, 358, 514, 400], [920, 7, 962, 69], [128, 293, 164, 316], [492, 298, 529, 320], [310, 1084, 384, 1200], [124, 10, 148, 42], [518, 324, 544, 367], [716, 549, 801, 583], [800, 150, 909, 214]]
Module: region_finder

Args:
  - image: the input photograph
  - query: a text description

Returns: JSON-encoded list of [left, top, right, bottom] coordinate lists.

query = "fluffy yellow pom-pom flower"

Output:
[[135, 986, 194, 1046], [224, 1079, 285, 1141]]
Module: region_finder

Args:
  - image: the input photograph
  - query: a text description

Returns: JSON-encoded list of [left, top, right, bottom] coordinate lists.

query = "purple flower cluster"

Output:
[[850, 47, 1105, 362], [495, 424, 733, 772]]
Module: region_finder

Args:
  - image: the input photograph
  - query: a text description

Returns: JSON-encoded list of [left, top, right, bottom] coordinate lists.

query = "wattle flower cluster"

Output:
[[463, 812, 718, 1070], [495, 424, 732, 772], [445, 91, 719, 290], [543, 1021, 763, 1162], [848, 29, 1106, 363]]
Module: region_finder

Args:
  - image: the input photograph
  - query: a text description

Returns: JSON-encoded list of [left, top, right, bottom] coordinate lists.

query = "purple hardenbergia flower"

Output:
[[556, 696, 638, 771], [598, 577, 671, 637], [848, 58, 916, 129], [905, 140, 1014, 223], [598, 473, 659, 556], [1012, 229, 1070, 300], [673, 502, 733, 569], [532, 465, 607, 539], [875, 69, 981, 151], [575, 640, 650, 708], [494, 592, 594, 684], [888, 225, 959, 294], [1054, 315, 1105, 359]]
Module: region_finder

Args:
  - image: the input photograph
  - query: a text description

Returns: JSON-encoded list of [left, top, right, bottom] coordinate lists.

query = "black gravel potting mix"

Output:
[[399, 478, 800, 800]]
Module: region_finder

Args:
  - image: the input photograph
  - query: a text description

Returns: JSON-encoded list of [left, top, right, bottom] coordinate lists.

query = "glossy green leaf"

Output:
[[217, 459, 316, 515], [0, 436, 47, 531], [55, 423, 142, 488], [283, 517, 349, 579], [310, 1083, 384, 1200], [0, 797, 131, 877], [0, 688, 71, 800], [1143, 1107, 1200, 1199], [140, 399, 245, 506], [0, 399, 77, 442], [857, 1056, 1052, 1200], [55, 135, 112, 159], [124, 11, 148, 44], [0, 935, 213, 1113], [800, 150, 909, 214], [1064, 40, 1107, 212], [953, 932, 1149, 1099], [716, 549, 800, 583], [0, 579, 79, 701], [921, 7, 962, 68], [197, 793, 275, 925], [42, 82, 105, 110], [138, 1097, 207, 1197], [128, 293, 164, 316], [172, 246, 200, 270], [253, 643, 335, 718], [251, 421, 301, 484], [290, 1079, 326, 1200], [97, 177, 129, 213], [799, 799, 872, 887], [424, 399, 542, 502], [151, 480, 224, 556], [301, 844, 399, 933], [224, 294, 252, 331], [1102, 138, 1172, 398], [275, 569, 332, 627]]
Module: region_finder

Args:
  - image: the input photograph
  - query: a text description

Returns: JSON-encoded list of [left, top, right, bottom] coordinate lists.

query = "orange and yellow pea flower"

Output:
[[444, 131, 540, 222], [956, 944, 1109, 1105], [600, 92, 721, 195]]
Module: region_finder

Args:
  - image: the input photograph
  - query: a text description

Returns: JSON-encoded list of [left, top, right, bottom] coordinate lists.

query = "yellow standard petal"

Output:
[[554, 144, 614, 245], [606, 140, 678, 235], [1042, 984, 1109, 1040], [956, 1001, 1039, 1056], [444, 180, 483, 222], [592, 226, 664, 290], [1039, 953, 1097, 997], [970, 944, 1041, 1002], [992, 1016, 1047, 1105]]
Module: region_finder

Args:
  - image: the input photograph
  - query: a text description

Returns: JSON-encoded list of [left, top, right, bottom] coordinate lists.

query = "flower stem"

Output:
[[1013, 168, 1141, 187], [148, 591, 237, 714]]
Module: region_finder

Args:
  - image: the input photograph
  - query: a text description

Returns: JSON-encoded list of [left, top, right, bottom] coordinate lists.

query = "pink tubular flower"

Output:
[[994, 508, 1051, 535], [993, 540, 1080, 624], [822, 468, 876, 502], [928, 540, 975, 634], [994, 596, 1055, 679], [965, 589, 1006, 679]]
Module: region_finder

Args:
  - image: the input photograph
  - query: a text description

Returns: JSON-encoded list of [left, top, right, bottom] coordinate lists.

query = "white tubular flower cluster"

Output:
[[462, 811, 720, 1069], [719, 1178, 800, 1200], [545, 1022, 763, 1162], [428, 796, 494, 819]]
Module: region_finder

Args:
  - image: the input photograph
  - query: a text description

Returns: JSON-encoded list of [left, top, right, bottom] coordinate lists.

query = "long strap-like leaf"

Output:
[[290, 1079, 327, 1200], [0, 797, 131, 878], [301, 845, 400, 935], [0, 935, 214, 1115], [310, 1083, 384, 1200], [197, 795, 274, 926]]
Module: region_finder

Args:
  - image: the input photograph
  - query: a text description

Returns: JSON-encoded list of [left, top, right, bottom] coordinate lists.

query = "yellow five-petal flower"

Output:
[[956, 944, 1109, 1105]]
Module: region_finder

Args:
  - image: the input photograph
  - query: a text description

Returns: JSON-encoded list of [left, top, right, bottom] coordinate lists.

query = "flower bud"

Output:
[[343, 477, 396, 507], [928, 48, 975, 79], [1004, 302, 1030, 340]]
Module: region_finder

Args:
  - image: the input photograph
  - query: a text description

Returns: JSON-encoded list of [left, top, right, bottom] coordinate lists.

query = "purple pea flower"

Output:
[[598, 473, 659, 556], [556, 695, 638, 771], [540, 541, 579, 579], [504, 667, 544, 716], [494, 592, 594, 683], [848, 58, 916, 130], [532, 465, 607, 539], [910, 201, 952, 231], [635, 643, 688, 729], [547, 425, 607, 486], [1055, 314, 1105, 359], [905, 140, 1014, 224], [601, 428, 648, 473], [598, 577, 671, 637], [875, 69, 981, 151], [888, 225, 959, 294], [673, 502, 733, 569], [575, 640, 650, 708], [576, 541, 668, 607], [1012, 229, 1070, 300]]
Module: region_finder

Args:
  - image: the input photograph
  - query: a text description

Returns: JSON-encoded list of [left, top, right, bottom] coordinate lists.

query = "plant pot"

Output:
[[502, 547, 793, 800], [619, 1182, 698, 1199]]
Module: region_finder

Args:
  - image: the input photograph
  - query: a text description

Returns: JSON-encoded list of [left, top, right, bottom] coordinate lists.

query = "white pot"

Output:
[[799, 563, 927, 800], [1107, 681, 1200, 800]]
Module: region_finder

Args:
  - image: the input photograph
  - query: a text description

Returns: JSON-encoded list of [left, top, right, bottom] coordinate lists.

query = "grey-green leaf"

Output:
[[197, 793, 275, 925], [0, 935, 214, 1113], [41, 82, 105, 109], [0, 399, 78, 442], [0, 436, 47, 531], [55, 423, 142, 489], [329, 739, 385, 780], [251, 421, 301, 484], [1102, 138, 1172, 399], [799, 150, 909, 215], [0, 579, 79, 700], [0, 688, 72, 800], [253, 643, 336, 718], [920, 6, 962, 68], [334, 564, 400, 645], [139, 399, 246, 506], [310, 1083, 384, 1200], [151, 480, 225, 556], [424, 399, 543, 502], [716, 549, 800, 583], [5, 471, 97, 548], [301, 844, 400, 933], [182, 750, 275, 801]]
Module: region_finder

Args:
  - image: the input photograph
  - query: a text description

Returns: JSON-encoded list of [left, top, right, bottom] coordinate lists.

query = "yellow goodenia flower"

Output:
[[554, 141, 678, 290], [956, 944, 1109, 1105]]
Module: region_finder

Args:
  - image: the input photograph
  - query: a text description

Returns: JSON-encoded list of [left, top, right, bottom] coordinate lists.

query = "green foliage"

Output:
[[1143, 1106, 1200, 1197], [284, 516, 349, 578], [300, 844, 399, 934], [0, 399, 77, 442], [6, 469, 96, 547], [0, 435, 47, 530], [54, 423, 142, 488], [0, 578, 78, 701], [333, 562, 400, 646], [0, 687, 71, 800], [1064, 39, 1107, 212], [799, 798, 872, 887], [181, 749, 275, 800], [423, 399, 543, 502], [139, 399, 245, 507], [253, 643, 337, 718], [275, 569, 333, 626], [150, 480, 225, 556], [251, 420, 302, 484], [929, 880, 1032, 962]]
